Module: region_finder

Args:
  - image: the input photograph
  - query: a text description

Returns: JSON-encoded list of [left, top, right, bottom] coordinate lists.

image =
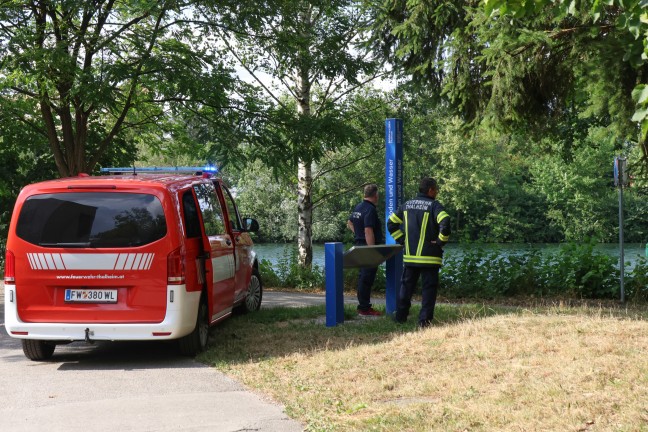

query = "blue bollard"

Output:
[[325, 242, 344, 327]]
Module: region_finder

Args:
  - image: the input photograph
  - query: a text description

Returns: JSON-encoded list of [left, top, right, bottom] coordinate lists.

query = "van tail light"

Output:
[[167, 247, 185, 285], [4, 250, 15, 284]]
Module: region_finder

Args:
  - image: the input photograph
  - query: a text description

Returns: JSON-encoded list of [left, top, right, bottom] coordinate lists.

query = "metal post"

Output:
[[614, 156, 626, 303], [385, 119, 403, 315], [618, 183, 625, 303], [325, 242, 344, 327]]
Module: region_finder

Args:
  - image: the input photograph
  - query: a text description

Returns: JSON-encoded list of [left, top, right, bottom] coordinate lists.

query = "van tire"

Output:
[[22, 340, 55, 361], [179, 300, 209, 356], [234, 268, 263, 314]]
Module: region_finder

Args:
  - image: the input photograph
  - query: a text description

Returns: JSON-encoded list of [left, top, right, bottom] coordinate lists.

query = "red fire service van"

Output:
[[4, 167, 262, 360]]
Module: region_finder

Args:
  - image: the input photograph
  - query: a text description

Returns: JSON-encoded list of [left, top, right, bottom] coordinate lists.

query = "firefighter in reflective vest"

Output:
[[387, 177, 450, 328]]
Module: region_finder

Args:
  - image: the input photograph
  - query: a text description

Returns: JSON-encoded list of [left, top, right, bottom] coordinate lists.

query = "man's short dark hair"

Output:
[[364, 183, 378, 198], [419, 177, 437, 194]]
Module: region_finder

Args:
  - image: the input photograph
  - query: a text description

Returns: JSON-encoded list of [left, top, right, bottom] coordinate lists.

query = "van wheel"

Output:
[[234, 268, 263, 314], [179, 300, 209, 356], [22, 340, 55, 361]]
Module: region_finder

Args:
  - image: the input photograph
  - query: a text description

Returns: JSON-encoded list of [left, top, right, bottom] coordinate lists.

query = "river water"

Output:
[[253, 243, 647, 269]]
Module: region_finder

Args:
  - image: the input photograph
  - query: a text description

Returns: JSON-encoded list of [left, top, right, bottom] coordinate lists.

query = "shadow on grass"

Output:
[[198, 302, 521, 366]]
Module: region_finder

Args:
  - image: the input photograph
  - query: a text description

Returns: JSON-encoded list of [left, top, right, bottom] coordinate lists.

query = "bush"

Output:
[[625, 257, 648, 302], [259, 250, 325, 290], [544, 242, 618, 298], [440, 242, 622, 300], [261, 242, 638, 301]]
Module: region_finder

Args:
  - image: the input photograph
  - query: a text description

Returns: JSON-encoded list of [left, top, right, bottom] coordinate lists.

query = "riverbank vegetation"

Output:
[[200, 303, 648, 431], [260, 242, 648, 302]]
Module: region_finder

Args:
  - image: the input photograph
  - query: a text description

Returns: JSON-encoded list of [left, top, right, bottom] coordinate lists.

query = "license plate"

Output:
[[64, 289, 118, 303]]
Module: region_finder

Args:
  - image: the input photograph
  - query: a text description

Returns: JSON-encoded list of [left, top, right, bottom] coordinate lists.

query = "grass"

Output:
[[198, 303, 648, 431]]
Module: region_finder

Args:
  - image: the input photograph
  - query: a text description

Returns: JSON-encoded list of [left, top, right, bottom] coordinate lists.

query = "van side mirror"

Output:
[[243, 218, 259, 233]]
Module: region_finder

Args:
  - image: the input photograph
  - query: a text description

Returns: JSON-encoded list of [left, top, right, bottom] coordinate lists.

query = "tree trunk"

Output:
[[40, 94, 88, 178], [297, 160, 313, 268], [295, 5, 313, 268], [296, 79, 313, 267]]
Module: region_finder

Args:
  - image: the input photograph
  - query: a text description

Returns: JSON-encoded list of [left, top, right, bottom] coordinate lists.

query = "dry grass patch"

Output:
[[200, 305, 648, 431]]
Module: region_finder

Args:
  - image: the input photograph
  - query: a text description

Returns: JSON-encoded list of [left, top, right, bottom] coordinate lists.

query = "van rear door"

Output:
[[12, 191, 170, 323], [192, 183, 235, 322], [217, 184, 254, 302]]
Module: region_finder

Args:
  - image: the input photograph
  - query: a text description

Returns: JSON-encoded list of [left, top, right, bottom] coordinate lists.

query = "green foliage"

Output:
[[225, 88, 648, 245], [440, 242, 621, 299], [528, 126, 622, 242], [625, 257, 648, 302], [197, 0, 382, 171], [259, 253, 325, 290], [257, 242, 633, 301], [551, 242, 619, 298], [482, 0, 648, 143], [224, 161, 297, 242], [228, 89, 396, 244], [368, 0, 643, 167], [441, 248, 545, 298], [0, 0, 239, 176]]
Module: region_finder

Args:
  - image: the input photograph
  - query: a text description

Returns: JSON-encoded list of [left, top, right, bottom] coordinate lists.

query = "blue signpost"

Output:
[[385, 119, 403, 315]]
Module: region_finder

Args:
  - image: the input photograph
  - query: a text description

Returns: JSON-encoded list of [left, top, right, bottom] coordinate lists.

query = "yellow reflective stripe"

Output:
[[416, 212, 429, 256], [392, 230, 404, 240], [403, 211, 409, 256], [437, 211, 449, 224], [389, 213, 403, 224], [439, 233, 449, 242], [404, 255, 442, 265]]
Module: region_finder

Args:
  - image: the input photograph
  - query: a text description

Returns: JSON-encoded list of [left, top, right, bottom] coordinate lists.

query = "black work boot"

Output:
[[417, 320, 432, 329]]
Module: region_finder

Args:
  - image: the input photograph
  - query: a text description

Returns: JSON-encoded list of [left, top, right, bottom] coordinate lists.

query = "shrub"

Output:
[[625, 257, 648, 302], [260, 242, 636, 301], [440, 242, 621, 300], [545, 242, 618, 298], [258, 249, 325, 290]]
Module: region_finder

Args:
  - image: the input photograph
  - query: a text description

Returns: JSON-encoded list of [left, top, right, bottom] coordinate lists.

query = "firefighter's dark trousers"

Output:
[[394, 265, 440, 326], [356, 266, 378, 311]]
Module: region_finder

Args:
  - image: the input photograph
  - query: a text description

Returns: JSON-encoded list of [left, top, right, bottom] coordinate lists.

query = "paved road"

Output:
[[0, 287, 311, 432]]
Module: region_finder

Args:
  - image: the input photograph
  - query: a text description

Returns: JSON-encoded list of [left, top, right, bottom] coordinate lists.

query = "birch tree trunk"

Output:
[[296, 4, 313, 268], [297, 160, 313, 268]]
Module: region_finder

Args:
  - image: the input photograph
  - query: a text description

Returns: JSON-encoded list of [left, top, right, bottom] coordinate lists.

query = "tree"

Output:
[[0, 0, 236, 177], [227, 88, 396, 244], [366, 0, 643, 166], [203, 0, 383, 267]]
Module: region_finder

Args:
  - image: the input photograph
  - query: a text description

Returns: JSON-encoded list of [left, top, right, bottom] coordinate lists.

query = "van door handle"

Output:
[[198, 252, 210, 259]]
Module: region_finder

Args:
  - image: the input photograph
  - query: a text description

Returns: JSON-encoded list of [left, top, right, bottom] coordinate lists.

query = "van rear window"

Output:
[[16, 193, 167, 248]]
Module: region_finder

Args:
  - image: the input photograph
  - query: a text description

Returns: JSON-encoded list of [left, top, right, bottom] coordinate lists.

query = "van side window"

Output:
[[182, 190, 201, 238], [221, 185, 242, 231], [193, 183, 226, 236]]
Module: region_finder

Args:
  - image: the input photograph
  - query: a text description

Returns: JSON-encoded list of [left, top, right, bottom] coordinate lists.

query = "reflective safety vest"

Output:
[[387, 193, 451, 267]]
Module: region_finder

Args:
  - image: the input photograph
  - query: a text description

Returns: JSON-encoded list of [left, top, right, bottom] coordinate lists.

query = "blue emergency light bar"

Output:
[[100, 165, 218, 174]]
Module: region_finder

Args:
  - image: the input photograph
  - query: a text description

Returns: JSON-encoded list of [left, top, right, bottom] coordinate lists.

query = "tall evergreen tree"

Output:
[[366, 0, 644, 166]]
